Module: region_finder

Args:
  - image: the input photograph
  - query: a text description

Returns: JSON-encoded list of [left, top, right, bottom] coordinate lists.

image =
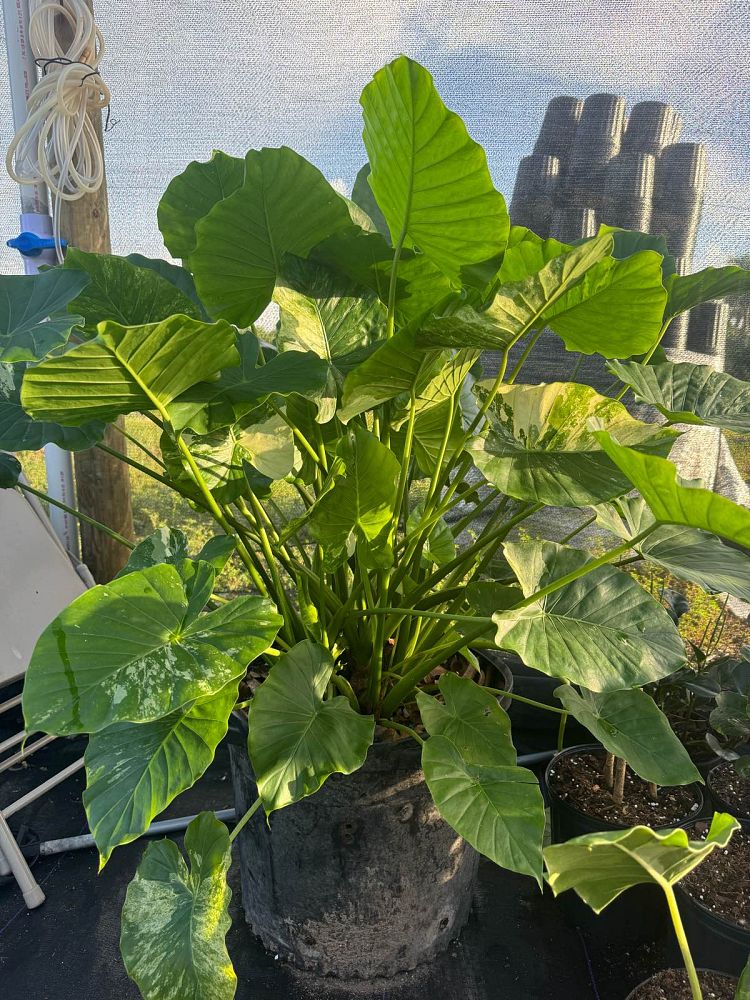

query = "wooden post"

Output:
[[57, 0, 134, 580]]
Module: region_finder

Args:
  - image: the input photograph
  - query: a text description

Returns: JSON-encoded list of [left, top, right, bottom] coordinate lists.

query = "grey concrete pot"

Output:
[[228, 721, 479, 979]]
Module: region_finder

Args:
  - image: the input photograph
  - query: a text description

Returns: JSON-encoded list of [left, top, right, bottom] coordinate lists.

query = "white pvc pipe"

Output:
[[2, 0, 80, 557]]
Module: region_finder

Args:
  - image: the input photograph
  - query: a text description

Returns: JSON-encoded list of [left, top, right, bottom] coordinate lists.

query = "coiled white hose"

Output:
[[5, 0, 110, 260]]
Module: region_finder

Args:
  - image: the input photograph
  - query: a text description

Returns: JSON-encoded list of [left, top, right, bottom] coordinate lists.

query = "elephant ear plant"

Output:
[[544, 813, 750, 1000], [2, 55, 750, 998]]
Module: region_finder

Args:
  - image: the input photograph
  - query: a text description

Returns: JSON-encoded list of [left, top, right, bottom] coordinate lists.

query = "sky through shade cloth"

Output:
[[0, 0, 747, 272]]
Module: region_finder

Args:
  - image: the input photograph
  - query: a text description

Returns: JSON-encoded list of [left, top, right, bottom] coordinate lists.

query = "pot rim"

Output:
[[545, 744, 705, 832], [624, 968, 737, 1000]]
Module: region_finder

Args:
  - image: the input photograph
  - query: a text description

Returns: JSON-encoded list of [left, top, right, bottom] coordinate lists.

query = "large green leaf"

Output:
[[190, 147, 352, 325], [84, 681, 238, 866], [594, 430, 750, 547], [0, 451, 21, 487], [608, 359, 750, 433], [422, 734, 545, 883], [485, 237, 666, 358], [416, 673, 514, 765], [406, 503, 456, 567], [468, 382, 677, 507], [21, 315, 239, 425], [492, 540, 686, 691], [554, 685, 700, 786], [22, 563, 281, 735], [126, 254, 208, 317], [311, 222, 393, 303], [0, 363, 104, 451], [496, 227, 571, 283], [360, 56, 509, 277], [116, 527, 190, 577], [595, 497, 750, 603], [305, 426, 400, 568], [158, 150, 245, 260], [63, 249, 202, 335], [351, 163, 390, 239], [544, 813, 739, 913], [168, 332, 331, 433], [666, 264, 750, 317], [274, 258, 386, 367], [161, 409, 297, 504], [417, 305, 520, 351], [338, 328, 447, 422], [120, 812, 236, 1000], [597, 225, 676, 279], [0, 268, 89, 362], [272, 257, 386, 420], [248, 640, 374, 815]]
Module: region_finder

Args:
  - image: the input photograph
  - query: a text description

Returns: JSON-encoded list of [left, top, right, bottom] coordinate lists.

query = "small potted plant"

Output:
[[3, 55, 750, 997], [544, 812, 749, 999]]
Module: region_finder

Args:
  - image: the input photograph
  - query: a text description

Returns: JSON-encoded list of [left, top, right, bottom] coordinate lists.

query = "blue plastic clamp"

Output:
[[7, 231, 66, 257]]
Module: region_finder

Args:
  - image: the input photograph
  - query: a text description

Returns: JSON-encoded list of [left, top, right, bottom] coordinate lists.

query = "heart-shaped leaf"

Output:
[[597, 225, 676, 279], [190, 147, 353, 326], [116, 527, 190, 577], [62, 249, 202, 335], [248, 639, 375, 815], [594, 430, 750, 547], [0, 268, 89, 362], [120, 811, 236, 1000], [666, 264, 750, 318], [608, 360, 750, 433], [361, 56, 508, 277], [338, 328, 448, 422], [468, 382, 677, 507], [595, 497, 750, 603], [0, 362, 104, 451], [544, 813, 739, 913], [274, 259, 386, 366], [492, 540, 685, 691], [406, 503, 456, 566], [21, 315, 239, 425], [125, 254, 208, 317], [84, 680, 239, 865], [22, 562, 281, 735], [554, 685, 700, 786], [162, 409, 297, 504], [417, 673, 514, 765], [422, 734, 545, 883], [497, 227, 571, 283], [351, 163, 390, 239], [305, 426, 400, 569], [417, 305, 519, 351], [158, 150, 245, 260], [484, 236, 666, 358]]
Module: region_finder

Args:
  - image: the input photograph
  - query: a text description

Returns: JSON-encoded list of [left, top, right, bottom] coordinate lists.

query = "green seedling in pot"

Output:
[[544, 813, 749, 1000]]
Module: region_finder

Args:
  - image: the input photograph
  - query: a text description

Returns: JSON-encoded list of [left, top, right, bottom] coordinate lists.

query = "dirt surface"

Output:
[[627, 969, 736, 999], [548, 750, 701, 826], [681, 823, 750, 928], [709, 760, 750, 818]]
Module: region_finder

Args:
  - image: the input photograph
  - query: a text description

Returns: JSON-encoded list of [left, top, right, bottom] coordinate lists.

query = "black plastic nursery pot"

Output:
[[673, 818, 750, 979], [545, 745, 705, 950], [706, 761, 750, 822], [493, 651, 589, 744], [625, 969, 738, 999], [227, 713, 479, 980]]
